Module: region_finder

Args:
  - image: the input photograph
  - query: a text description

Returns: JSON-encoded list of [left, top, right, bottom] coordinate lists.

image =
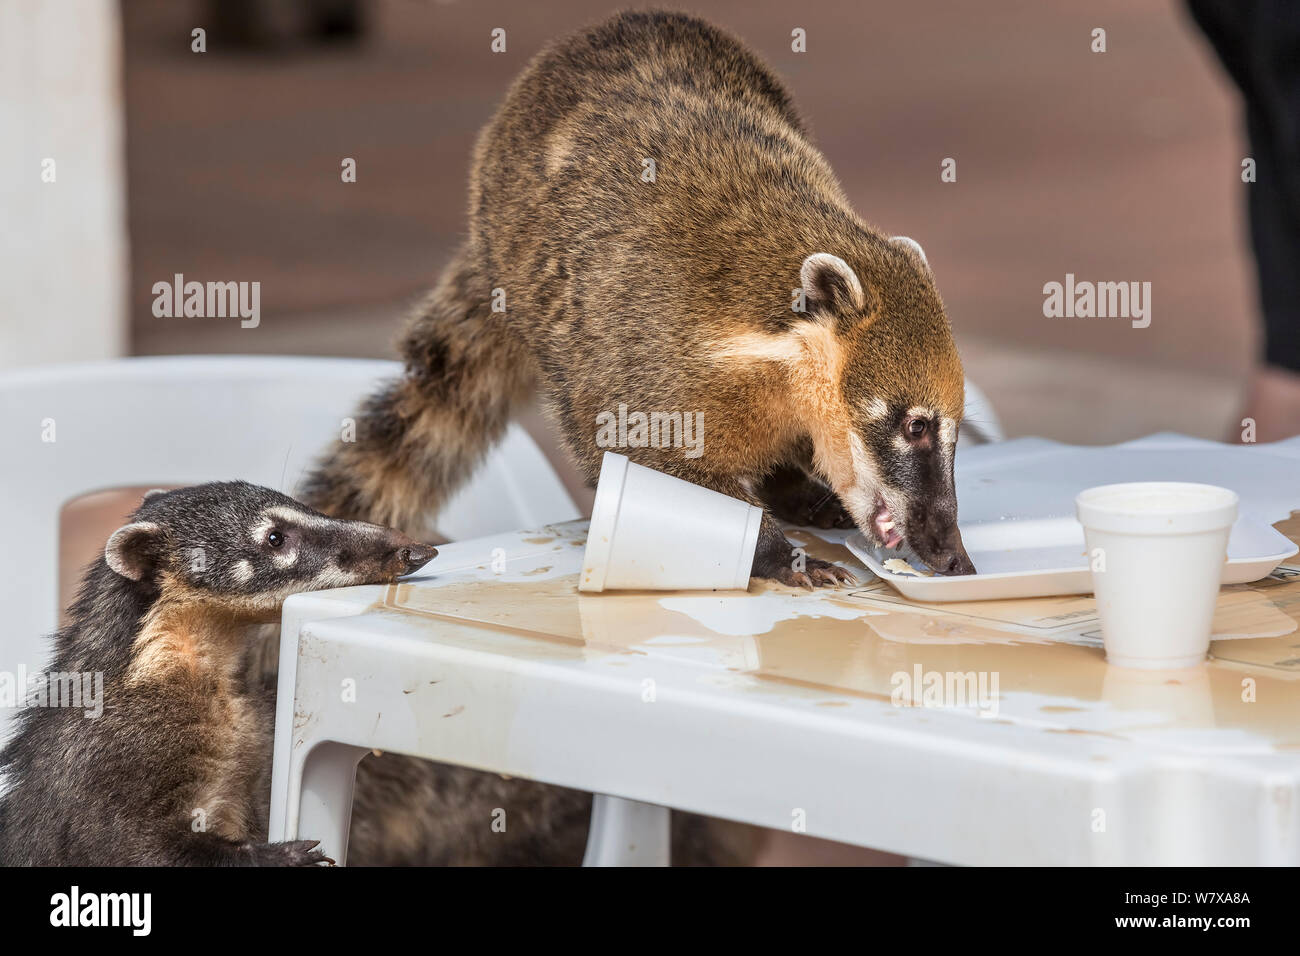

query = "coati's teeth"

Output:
[[872, 504, 905, 550]]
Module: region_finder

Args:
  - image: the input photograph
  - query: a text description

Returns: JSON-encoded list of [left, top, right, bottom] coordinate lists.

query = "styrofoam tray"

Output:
[[840, 433, 1300, 602], [846, 519, 1296, 602]]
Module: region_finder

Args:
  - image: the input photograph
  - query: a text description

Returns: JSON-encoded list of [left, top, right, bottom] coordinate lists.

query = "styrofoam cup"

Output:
[[580, 452, 763, 592], [1076, 482, 1237, 669]]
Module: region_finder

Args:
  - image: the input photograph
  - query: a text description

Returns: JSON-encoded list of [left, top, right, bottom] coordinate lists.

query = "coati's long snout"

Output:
[[331, 525, 438, 581], [894, 496, 975, 576], [863, 474, 975, 576]]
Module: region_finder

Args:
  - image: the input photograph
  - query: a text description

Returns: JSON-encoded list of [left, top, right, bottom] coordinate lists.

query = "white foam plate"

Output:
[[845, 517, 1297, 603]]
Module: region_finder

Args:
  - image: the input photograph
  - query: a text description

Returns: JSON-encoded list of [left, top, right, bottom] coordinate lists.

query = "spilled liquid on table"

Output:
[[376, 513, 1300, 747]]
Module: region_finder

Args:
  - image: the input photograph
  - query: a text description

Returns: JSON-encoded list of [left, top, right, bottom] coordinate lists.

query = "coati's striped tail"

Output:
[[299, 245, 535, 533]]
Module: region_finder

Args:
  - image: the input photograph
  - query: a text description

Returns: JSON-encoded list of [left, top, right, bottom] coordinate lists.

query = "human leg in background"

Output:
[[1188, 0, 1300, 441]]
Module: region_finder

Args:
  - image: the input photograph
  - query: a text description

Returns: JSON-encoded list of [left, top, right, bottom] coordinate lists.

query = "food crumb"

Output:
[[883, 557, 933, 577]]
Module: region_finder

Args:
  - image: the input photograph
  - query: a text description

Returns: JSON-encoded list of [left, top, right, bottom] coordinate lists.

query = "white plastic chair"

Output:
[[0, 354, 579, 716], [962, 379, 1003, 446]]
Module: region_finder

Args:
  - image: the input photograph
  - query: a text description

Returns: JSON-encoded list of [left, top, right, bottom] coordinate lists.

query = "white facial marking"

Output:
[[938, 415, 957, 474], [843, 432, 881, 527], [251, 515, 300, 568], [312, 561, 356, 590], [266, 506, 332, 531], [848, 431, 874, 481], [712, 332, 804, 364], [230, 559, 253, 584], [864, 397, 888, 421]]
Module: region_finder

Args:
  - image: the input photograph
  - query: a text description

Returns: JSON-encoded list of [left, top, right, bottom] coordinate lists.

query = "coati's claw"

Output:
[[809, 560, 857, 587], [290, 839, 334, 867], [771, 557, 855, 590], [775, 567, 815, 590], [246, 839, 334, 867]]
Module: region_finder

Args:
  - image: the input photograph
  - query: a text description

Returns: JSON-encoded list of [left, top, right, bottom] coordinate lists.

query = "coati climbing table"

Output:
[[268, 446, 1300, 866]]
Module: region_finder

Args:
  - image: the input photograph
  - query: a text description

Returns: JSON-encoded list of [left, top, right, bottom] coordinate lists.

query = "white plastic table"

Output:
[[267, 450, 1300, 864]]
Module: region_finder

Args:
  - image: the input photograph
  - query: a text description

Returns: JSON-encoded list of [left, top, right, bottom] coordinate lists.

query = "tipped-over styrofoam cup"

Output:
[[1076, 482, 1238, 669], [580, 452, 763, 592]]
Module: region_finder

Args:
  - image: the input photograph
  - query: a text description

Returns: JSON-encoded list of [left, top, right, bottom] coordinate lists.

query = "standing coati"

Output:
[[299, 10, 975, 864], [302, 10, 974, 583], [0, 483, 435, 866]]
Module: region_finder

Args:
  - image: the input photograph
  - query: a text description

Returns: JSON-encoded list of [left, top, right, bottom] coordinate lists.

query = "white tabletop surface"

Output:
[[279, 506, 1300, 865]]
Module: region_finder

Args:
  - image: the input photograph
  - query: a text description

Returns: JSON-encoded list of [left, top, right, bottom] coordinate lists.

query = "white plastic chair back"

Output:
[[0, 355, 579, 734], [962, 379, 1005, 446]]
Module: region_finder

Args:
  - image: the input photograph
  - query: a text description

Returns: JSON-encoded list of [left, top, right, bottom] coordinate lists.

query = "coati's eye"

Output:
[[267, 530, 285, 548], [904, 418, 928, 440]]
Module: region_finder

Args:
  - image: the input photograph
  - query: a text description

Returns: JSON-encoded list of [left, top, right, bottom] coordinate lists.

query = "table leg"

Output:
[[273, 739, 369, 866], [582, 794, 671, 866]]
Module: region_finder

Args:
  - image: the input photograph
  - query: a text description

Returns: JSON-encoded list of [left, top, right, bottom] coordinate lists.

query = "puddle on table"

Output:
[[783, 530, 869, 578], [377, 562, 1300, 745], [367, 516, 1300, 746]]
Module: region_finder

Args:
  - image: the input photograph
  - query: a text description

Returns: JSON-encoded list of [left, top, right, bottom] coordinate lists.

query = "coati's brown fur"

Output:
[[297, 10, 973, 865]]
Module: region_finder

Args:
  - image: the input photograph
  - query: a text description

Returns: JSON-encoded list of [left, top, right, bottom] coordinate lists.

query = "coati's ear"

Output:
[[105, 522, 162, 582], [141, 488, 169, 503], [800, 253, 866, 314], [890, 235, 929, 269]]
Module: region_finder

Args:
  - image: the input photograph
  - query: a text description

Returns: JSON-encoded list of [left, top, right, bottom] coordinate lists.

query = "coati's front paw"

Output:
[[753, 517, 857, 589], [770, 557, 858, 590], [243, 839, 335, 867]]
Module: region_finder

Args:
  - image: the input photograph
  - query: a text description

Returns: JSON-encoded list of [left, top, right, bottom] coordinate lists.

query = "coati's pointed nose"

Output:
[[934, 549, 976, 576], [929, 528, 976, 576], [908, 507, 977, 576], [396, 542, 438, 575]]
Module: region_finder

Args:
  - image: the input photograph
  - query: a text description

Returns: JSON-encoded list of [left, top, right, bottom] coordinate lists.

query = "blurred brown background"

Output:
[[124, 0, 1255, 445]]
